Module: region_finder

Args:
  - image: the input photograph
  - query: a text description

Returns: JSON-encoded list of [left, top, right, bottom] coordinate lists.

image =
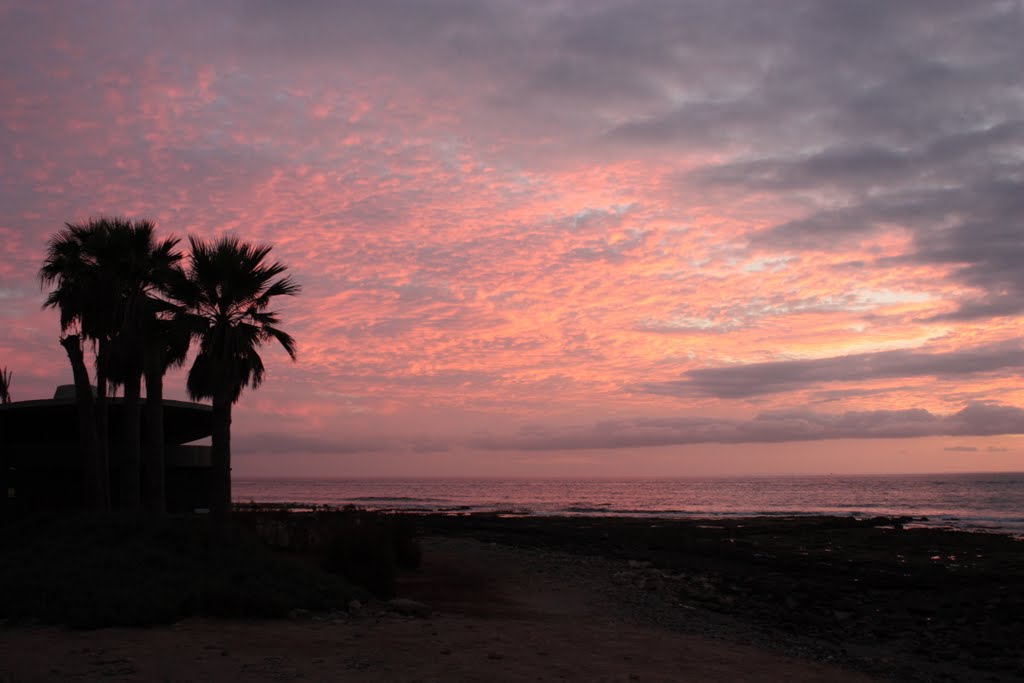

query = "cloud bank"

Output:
[[472, 403, 1024, 452], [641, 342, 1024, 399]]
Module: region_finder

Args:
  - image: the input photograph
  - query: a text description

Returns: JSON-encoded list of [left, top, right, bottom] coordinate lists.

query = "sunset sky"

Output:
[[3, 1, 1024, 477]]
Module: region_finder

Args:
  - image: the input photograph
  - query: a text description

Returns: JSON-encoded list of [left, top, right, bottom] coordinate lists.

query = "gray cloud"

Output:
[[740, 176, 1024, 319], [697, 121, 1024, 198], [640, 342, 1024, 399], [683, 13, 1024, 321], [233, 431, 453, 455], [808, 386, 921, 404], [944, 446, 978, 452], [616, 1, 1024, 322], [471, 402, 1024, 451], [233, 432, 387, 455]]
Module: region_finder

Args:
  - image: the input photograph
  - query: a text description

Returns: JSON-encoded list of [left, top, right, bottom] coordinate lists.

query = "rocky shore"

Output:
[[416, 514, 1024, 682]]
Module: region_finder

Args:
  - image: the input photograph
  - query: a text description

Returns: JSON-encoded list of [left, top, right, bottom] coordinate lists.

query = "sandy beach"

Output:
[[0, 534, 875, 682]]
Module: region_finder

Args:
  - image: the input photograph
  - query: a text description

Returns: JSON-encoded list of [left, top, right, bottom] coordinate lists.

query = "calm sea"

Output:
[[234, 472, 1024, 536]]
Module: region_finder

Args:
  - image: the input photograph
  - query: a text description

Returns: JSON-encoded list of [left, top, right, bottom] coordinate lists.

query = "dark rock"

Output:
[[387, 598, 432, 618]]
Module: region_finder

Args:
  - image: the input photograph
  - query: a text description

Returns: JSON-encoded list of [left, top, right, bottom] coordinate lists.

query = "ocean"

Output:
[[234, 472, 1024, 536]]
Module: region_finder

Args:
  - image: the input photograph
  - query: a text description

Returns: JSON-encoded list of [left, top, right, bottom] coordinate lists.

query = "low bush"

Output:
[[0, 512, 363, 628], [238, 506, 422, 598], [321, 513, 399, 596]]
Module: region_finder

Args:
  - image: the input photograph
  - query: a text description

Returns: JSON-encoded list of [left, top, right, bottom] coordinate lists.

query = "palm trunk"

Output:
[[60, 335, 105, 512], [120, 369, 142, 511], [143, 350, 166, 517], [95, 340, 111, 509], [210, 391, 233, 540]]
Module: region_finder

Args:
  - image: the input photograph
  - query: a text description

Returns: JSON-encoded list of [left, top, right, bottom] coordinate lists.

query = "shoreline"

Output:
[[236, 501, 1024, 538], [232, 471, 1024, 537]]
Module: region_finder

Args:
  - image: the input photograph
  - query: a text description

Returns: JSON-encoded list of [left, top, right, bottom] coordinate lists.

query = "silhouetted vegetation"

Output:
[[173, 236, 301, 539], [237, 505, 422, 598], [13, 221, 425, 629], [0, 512, 366, 628], [40, 217, 185, 513], [0, 507, 421, 627], [36, 219, 300, 531], [0, 367, 11, 404], [141, 306, 193, 517]]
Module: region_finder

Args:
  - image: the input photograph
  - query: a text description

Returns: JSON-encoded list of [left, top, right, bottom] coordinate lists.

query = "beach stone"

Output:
[[638, 571, 665, 592], [388, 598, 432, 618], [348, 599, 363, 613], [611, 571, 632, 586]]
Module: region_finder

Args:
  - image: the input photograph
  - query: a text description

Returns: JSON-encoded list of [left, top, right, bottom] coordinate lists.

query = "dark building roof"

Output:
[[0, 386, 212, 445]]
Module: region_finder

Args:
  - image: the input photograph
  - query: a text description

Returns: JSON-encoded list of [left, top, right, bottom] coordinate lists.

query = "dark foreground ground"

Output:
[[416, 514, 1024, 682], [0, 533, 874, 683], [1, 513, 1021, 682]]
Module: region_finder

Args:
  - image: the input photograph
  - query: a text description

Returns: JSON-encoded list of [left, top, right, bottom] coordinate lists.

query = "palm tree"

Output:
[[98, 222, 182, 511], [0, 367, 11, 404], [41, 220, 115, 511], [176, 236, 299, 537], [56, 335, 104, 508], [40, 217, 182, 512], [141, 300, 192, 517]]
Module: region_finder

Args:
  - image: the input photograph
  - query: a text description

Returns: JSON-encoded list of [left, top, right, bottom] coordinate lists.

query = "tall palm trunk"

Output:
[[60, 335, 106, 512], [143, 349, 166, 517], [210, 390, 233, 539], [120, 368, 142, 510], [95, 340, 111, 507]]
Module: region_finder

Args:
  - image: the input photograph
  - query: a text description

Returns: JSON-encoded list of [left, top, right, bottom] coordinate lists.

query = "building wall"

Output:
[[1, 443, 214, 515]]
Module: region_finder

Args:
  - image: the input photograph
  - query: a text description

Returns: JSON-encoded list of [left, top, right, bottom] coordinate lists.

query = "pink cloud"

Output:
[[2, 2, 1023, 476]]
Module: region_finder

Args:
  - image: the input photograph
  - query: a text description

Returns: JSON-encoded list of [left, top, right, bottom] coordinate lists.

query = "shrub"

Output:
[[0, 512, 362, 628], [318, 510, 422, 597], [392, 514, 422, 570], [321, 514, 400, 597], [236, 507, 422, 598]]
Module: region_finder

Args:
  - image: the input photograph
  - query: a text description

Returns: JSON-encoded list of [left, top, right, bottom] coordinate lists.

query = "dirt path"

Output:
[[0, 537, 877, 682]]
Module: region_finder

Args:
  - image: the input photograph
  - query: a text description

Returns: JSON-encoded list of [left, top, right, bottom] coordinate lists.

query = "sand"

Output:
[[0, 535, 875, 682]]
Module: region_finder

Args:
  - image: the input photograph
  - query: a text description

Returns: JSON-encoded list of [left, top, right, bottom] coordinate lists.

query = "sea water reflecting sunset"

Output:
[[236, 472, 1024, 535]]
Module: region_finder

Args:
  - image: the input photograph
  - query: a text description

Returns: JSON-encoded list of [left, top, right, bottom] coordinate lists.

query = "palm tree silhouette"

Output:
[[0, 367, 11, 404], [141, 299, 193, 516], [100, 222, 182, 510], [41, 220, 116, 510], [176, 236, 299, 537], [40, 217, 182, 511]]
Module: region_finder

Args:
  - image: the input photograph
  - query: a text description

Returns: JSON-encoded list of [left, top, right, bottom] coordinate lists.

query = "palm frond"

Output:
[[181, 235, 299, 404]]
